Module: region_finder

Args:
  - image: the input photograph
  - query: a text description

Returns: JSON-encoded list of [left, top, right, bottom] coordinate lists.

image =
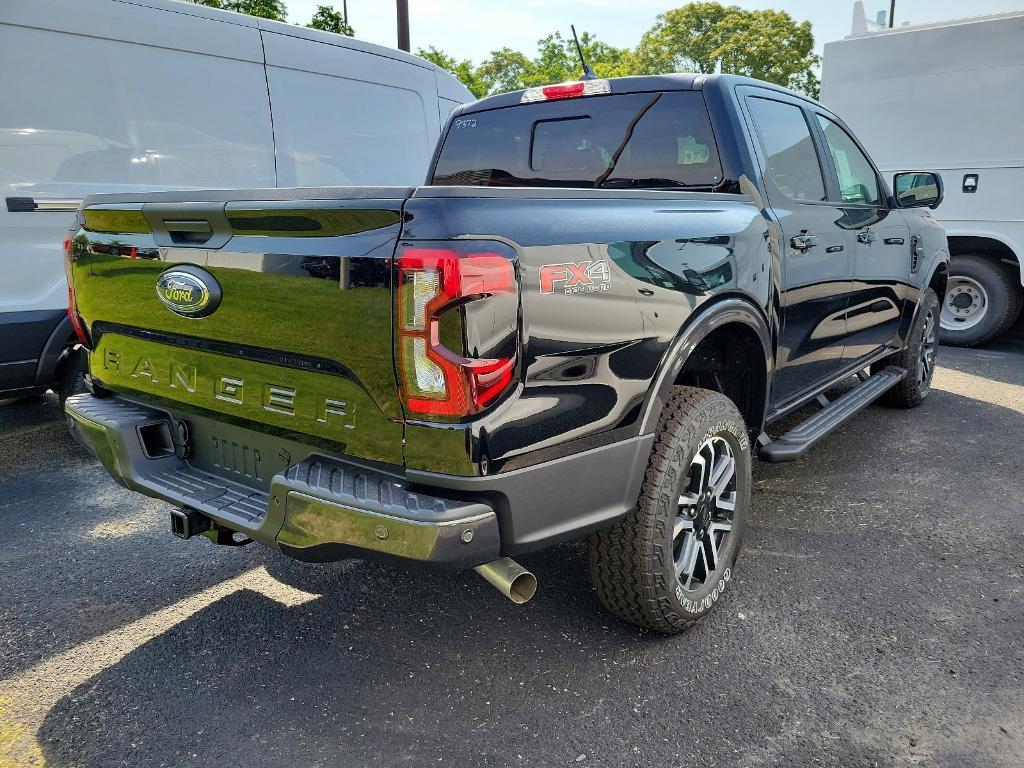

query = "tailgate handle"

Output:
[[163, 219, 214, 245], [142, 202, 232, 249]]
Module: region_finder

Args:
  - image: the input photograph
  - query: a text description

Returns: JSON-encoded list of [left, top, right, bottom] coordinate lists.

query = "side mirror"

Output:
[[893, 171, 943, 209]]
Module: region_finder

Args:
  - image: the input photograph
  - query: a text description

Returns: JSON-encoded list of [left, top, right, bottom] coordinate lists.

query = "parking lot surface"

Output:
[[1, 332, 1022, 768]]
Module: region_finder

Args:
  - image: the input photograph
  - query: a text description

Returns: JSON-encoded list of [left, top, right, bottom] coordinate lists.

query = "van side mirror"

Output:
[[893, 171, 943, 209]]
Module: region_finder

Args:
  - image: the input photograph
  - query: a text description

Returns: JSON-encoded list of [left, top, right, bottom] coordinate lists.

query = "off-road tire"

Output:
[[941, 254, 1022, 347], [874, 288, 939, 408], [587, 386, 751, 633]]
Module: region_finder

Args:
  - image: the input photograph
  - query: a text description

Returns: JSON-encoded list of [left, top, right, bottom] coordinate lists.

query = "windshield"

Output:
[[431, 91, 724, 191]]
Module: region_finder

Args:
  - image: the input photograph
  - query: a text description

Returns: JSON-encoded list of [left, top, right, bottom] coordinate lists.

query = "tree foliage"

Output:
[[191, 0, 287, 22], [635, 3, 820, 96], [416, 47, 489, 98], [425, 3, 820, 100], [307, 5, 354, 36], [188, 0, 353, 34]]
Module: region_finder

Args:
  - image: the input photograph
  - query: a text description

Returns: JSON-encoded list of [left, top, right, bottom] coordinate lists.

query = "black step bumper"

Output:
[[64, 393, 500, 567]]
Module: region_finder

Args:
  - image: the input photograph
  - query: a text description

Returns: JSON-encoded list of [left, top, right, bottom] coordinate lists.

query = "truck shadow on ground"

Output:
[[9, 375, 1023, 767]]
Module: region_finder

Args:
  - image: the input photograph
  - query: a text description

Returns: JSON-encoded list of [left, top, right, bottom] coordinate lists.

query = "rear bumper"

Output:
[[64, 394, 500, 567], [65, 392, 653, 565]]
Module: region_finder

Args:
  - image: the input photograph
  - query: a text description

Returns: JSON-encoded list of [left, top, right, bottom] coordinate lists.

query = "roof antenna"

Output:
[[571, 25, 597, 80]]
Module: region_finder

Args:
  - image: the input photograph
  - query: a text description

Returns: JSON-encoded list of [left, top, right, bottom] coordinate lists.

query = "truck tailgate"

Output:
[[69, 189, 411, 466]]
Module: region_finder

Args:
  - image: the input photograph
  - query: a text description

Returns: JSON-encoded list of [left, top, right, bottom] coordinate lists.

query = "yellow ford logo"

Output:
[[155, 267, 221, 318]]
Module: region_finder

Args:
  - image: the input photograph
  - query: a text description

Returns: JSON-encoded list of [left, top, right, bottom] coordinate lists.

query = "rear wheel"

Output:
[[940, 254, 1022, 346], [588, 387, 751, 633]]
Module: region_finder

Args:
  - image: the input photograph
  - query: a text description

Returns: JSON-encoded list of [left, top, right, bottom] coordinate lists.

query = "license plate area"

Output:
[[185, 414, 314, 492]]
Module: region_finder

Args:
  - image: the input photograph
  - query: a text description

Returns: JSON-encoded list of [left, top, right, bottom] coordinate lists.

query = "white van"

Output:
[[0, 0, 472, 401], [821, 5, 1024, 346]]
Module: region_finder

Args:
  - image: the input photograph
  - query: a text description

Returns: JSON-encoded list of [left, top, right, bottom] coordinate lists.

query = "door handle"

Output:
[[856, 229, 877, 244], [790, 233, 819, 252]]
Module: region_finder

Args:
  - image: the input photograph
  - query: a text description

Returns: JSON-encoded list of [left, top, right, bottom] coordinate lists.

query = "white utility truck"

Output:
[[822, 5, 1024, 345], [0, 0, 472, 402]]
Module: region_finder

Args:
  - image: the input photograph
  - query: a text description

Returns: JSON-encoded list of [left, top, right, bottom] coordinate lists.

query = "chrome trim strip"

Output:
[[5, 196, 82, 213]]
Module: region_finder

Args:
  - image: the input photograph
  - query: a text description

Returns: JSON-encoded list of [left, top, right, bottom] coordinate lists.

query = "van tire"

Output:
[[56, 348, 87, 409], [587, 387, 751, 634], [940, 254, 1022, 346]]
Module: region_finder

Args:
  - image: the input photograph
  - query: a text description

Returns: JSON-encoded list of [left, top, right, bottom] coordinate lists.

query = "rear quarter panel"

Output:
[[402, 189, 771, 473]]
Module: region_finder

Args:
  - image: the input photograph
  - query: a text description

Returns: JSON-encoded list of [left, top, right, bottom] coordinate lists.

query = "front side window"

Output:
[[816, 115, 882, 206], [746, 97, 825, 202]]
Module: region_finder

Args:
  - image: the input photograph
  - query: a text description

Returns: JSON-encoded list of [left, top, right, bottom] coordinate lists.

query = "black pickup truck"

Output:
[[64, 74, 948, 632]]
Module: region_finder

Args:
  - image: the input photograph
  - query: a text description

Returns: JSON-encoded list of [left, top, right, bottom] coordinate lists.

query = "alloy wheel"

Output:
[[673, 435, 737, 592], [918, 307, 937, 386]]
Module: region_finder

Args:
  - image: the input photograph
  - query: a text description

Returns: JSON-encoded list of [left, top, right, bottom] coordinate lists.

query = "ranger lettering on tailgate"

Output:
[[98, 337, 355, 433]]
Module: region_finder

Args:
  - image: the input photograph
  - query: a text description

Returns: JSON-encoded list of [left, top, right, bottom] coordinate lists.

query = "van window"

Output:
[[0, 24, 275, 190], [269, 68, 432, 186], [816, 115, 882, 206], [432, 91, 723, 190], [747, 97, 826, 202]]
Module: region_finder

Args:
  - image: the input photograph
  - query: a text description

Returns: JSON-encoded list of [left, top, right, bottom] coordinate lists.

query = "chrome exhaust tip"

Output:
[[474, 557, 537, 604]]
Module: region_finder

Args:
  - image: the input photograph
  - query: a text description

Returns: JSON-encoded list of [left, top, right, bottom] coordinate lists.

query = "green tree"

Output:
[[307, 5, 354, 36], [416, 46, 488, 98], [475, 47, 535, 94], [186, 0, 287, 22], [635, 2, 820, 97], [529, 31, 633, 84]]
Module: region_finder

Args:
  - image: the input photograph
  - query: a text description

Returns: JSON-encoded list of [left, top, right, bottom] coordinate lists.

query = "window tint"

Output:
[[747, 97, 825, 201], [816, 115, 882, 206], [432, 91, 723, 190], [532, 118, 594, 172]]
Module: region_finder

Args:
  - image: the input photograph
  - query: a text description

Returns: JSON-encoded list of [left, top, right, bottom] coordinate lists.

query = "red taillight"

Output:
[[520, 78, 611, 103], [63, 234, 89, 346], [396, 245, 517, 419]]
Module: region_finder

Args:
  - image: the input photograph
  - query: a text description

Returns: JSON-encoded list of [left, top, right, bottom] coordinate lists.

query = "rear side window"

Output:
[[747, 97, 826, 202], [431, 91, 723, 190]]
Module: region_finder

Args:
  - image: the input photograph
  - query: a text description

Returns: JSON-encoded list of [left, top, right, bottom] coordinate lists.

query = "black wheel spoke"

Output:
[[672, 434, 737, 594]]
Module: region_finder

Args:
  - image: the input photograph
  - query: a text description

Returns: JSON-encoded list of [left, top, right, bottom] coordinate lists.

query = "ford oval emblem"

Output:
[[155, 266, 221, 318]]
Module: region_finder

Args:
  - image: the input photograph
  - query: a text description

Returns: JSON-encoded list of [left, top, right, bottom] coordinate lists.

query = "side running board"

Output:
[[758, 365, 906, 463]]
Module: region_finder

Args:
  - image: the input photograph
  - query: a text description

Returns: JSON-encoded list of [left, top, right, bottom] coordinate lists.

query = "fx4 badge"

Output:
[[539, 260, 611, 295]]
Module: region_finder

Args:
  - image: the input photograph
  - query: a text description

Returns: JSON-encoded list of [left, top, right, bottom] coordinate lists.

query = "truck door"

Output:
[[812, 113, 911, 364], [742, 92, 856, 406]]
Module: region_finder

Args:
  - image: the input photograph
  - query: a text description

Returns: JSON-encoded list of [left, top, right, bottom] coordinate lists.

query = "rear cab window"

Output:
[[431, 91, 724, 191]]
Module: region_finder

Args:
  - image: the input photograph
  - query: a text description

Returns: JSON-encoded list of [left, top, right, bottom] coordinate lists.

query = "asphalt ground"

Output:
[[1, 326, 1022, 768]]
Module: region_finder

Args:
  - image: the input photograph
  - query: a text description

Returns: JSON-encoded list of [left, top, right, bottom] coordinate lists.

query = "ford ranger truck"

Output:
[[64, 74, 949, 632]]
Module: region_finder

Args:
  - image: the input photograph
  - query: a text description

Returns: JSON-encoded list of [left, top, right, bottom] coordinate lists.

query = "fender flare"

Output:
[[638, 297, 773, 435]]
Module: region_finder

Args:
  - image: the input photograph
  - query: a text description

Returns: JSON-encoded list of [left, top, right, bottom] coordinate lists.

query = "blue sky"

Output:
[[286, 0, 1024, 61]]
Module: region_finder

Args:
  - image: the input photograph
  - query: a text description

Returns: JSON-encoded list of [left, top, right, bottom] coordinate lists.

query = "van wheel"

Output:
[[940, 254, 1022, 346], [874, 288, 939, 408], [587, 387, 751, 633], [56, 348, 87, 409]]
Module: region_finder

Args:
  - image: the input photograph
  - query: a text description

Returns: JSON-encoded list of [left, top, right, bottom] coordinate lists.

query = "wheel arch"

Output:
[[33, 315, 79, 387], [946, 233, 1022, 282], [927, 260, 949, 304], [639, 297, 773, 438]]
